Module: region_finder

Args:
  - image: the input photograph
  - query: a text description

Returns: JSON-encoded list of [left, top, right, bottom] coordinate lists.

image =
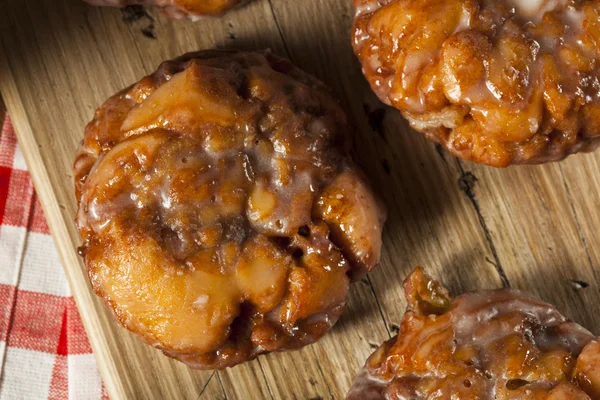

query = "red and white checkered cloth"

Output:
[[0, 115, 106, 399]]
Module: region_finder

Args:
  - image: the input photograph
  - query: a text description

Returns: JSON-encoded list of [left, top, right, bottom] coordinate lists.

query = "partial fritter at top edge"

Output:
[[83, 0, 248, 19], [353, 0, 600, 167]]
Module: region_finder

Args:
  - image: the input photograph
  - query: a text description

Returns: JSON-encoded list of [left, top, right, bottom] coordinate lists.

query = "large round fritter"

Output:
[[84, 0, 245, 18], [353, 0, 600, 166], [347, 267, 600, 399], [74, 50, 386, 369]]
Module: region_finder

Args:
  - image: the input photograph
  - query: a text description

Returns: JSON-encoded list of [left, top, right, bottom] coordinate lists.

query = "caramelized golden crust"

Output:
[[347, 267, 600, 399], [74, 50, 386, 369], [353, 0, 600, 166], [84, 0, 245, 18]]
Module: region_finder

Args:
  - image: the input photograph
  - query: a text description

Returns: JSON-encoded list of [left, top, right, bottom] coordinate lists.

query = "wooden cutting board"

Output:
[[1, 0, 599, 398]]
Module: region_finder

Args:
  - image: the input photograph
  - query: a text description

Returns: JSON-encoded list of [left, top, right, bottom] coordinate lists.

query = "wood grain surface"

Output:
[[1, 0, 599, 398]]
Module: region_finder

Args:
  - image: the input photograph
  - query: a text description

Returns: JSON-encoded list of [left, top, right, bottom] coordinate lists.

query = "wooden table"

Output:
[[1, 0, 599, 398]]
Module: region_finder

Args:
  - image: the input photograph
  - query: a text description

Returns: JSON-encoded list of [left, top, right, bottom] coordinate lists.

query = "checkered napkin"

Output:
[[0, 114, 106, 399]]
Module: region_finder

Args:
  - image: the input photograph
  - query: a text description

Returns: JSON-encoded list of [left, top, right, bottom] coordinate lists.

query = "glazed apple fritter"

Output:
[[74, 50, 386, 369], [353, 0, 600, 166], [348, 268, 600, 399]]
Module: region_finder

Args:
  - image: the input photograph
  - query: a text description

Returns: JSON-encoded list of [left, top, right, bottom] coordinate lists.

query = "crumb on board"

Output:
[[121, 5, 157, 39]]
